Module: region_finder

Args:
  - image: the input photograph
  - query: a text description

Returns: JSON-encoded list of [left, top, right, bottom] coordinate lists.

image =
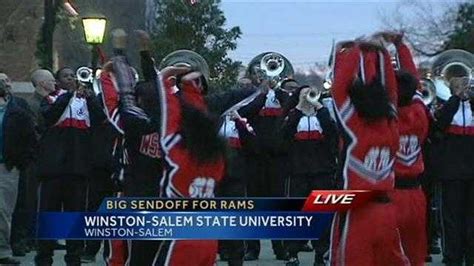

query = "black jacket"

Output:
[[238, 90, 291, 155], [120, 104, 163, 197], [281, 107, 338, 176], [3, 96, 37, 171], [434, 95, 474, 180], [36, 91, 105, 178], [219, 116, 257, 181]]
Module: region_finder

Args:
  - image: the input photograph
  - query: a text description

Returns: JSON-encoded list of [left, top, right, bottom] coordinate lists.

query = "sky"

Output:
[[220, 0, 455, 71]]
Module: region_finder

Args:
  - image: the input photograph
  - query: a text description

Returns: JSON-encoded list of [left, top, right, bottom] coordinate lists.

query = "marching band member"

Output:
[[111, 48, 227, 265], [35, 73, 105, 266], [217, 106, 257, 266], [238, 77, 295, 261], [156, 61, 227, 265], [434, 76, 474, 266], [329, 40, 409, 266], [281, 85, 338, 266], [379, 32, 430, 266]]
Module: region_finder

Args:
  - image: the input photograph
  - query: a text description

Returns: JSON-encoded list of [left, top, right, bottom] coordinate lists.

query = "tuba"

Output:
[[424, 49, 474, 104], [247, 52, 294, 89]]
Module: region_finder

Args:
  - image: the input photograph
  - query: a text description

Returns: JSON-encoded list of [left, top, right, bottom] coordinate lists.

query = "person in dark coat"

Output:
[[0, 73, 37, 265]]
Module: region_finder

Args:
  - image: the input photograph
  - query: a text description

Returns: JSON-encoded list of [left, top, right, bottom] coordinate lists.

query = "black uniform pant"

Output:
[[83, 169, 115, 257], [125, 169, 163, 265], [217, 176, 246, 265], [441, 180, 474, 265], [246, 155, 288, 257], [35, 177, 86, 266], [285, 174, 334, 261], [421, 174, 441, 252]]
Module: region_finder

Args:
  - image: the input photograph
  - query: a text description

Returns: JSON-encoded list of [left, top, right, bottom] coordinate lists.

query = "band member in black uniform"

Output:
[[434, 76, 474, 266], [238, 52, 295, 261], [281, 85, 338, 266], [217, 105, 257, 266]]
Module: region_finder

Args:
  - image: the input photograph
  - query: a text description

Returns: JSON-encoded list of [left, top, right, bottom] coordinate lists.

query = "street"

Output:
[[17, 240, 443, 265]]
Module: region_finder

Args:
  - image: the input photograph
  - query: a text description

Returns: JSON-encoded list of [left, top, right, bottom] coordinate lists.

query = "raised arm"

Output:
[[206, 86, 257, 115], [40, 91, 72, 128], [136, 30, 157, 82], [434, 95, 460, 131], [381, 48, 399, 108], [331, 42, 361, 109]]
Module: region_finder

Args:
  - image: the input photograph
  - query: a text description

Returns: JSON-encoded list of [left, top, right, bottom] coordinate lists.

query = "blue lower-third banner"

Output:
[[36, 212, 334, 240]]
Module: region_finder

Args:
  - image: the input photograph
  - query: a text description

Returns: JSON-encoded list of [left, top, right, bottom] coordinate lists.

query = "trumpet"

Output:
[[305, 87, 321, 106], [76, 67, 95, 85]]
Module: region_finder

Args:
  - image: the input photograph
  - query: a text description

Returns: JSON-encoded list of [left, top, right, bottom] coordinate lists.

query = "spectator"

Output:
[[0, 73, 37, 265]]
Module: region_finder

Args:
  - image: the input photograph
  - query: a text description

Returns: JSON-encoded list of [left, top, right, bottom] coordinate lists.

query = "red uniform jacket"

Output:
[[332, 44, 399, 191], [394, 43, 430, 179], [158, 77, 225, 198]]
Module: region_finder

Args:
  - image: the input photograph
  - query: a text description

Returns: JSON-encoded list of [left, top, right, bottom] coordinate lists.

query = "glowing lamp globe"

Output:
[[82, 16, 107, 45]]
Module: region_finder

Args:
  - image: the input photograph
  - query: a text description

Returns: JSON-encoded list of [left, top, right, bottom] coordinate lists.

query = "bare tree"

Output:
[[379, 0, 461, 56]]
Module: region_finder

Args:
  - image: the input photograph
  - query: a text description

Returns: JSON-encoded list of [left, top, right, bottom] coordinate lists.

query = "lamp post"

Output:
[[81, 16, 107, 74]]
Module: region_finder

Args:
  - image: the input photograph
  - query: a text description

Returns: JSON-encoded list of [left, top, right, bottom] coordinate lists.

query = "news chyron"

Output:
[[36, 191, 374, 240], [106, 198, 255, 211]]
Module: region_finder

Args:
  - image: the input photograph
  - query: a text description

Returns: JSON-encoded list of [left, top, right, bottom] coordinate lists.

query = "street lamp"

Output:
[[81, 15, 107, 73], [82, 16, 107, 45]]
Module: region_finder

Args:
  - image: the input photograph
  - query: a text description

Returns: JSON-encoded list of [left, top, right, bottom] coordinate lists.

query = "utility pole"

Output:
[[40, 0, 61, 70], [43, 0, 54, 70]]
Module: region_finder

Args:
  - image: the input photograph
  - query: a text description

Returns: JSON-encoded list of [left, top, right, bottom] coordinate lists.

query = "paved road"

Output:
[[17, 240, 443, 265]]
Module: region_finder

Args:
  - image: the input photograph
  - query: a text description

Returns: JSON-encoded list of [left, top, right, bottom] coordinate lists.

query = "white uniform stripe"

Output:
[[340, 211, 351, 266], [164, 240, 176, 266]]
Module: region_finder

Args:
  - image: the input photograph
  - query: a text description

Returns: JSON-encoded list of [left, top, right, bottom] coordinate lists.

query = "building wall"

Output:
[[0, 0, 147, 82], [0, 0, 44, 81]]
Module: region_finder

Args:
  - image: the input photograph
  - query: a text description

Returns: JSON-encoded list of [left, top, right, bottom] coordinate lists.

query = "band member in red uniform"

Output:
[[328, 40, 409, 266], [379, 32, 430, 266], [158, 56, 227, 266]]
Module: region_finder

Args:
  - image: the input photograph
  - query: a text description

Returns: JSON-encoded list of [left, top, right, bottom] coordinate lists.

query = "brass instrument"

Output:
[[76, 67, 95, 85], [76, 66, 139, 95], [419, 77, 437, 106], [247, 52, 294, 89], [305, 86, 321, 106], [422, 49, 474, 104]]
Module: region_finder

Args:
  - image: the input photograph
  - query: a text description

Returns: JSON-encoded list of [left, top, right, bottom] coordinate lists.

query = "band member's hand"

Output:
[[180, 71, 204, 91], [374, 31, 404, 44], [229, 110, 242, 121], [299, 86, 310, 104], [451, 77, 470, 100], [75, 85, 87, 97], [161, 66, 191, 80], [357, 40, 385, 52], [314, 101, 324, 110], [336, 41, 356, 52], [258, 79, 270, 93], [135, 30, 151, 51], [103, 61, 113, 72], [111, 28, 127, 49]]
